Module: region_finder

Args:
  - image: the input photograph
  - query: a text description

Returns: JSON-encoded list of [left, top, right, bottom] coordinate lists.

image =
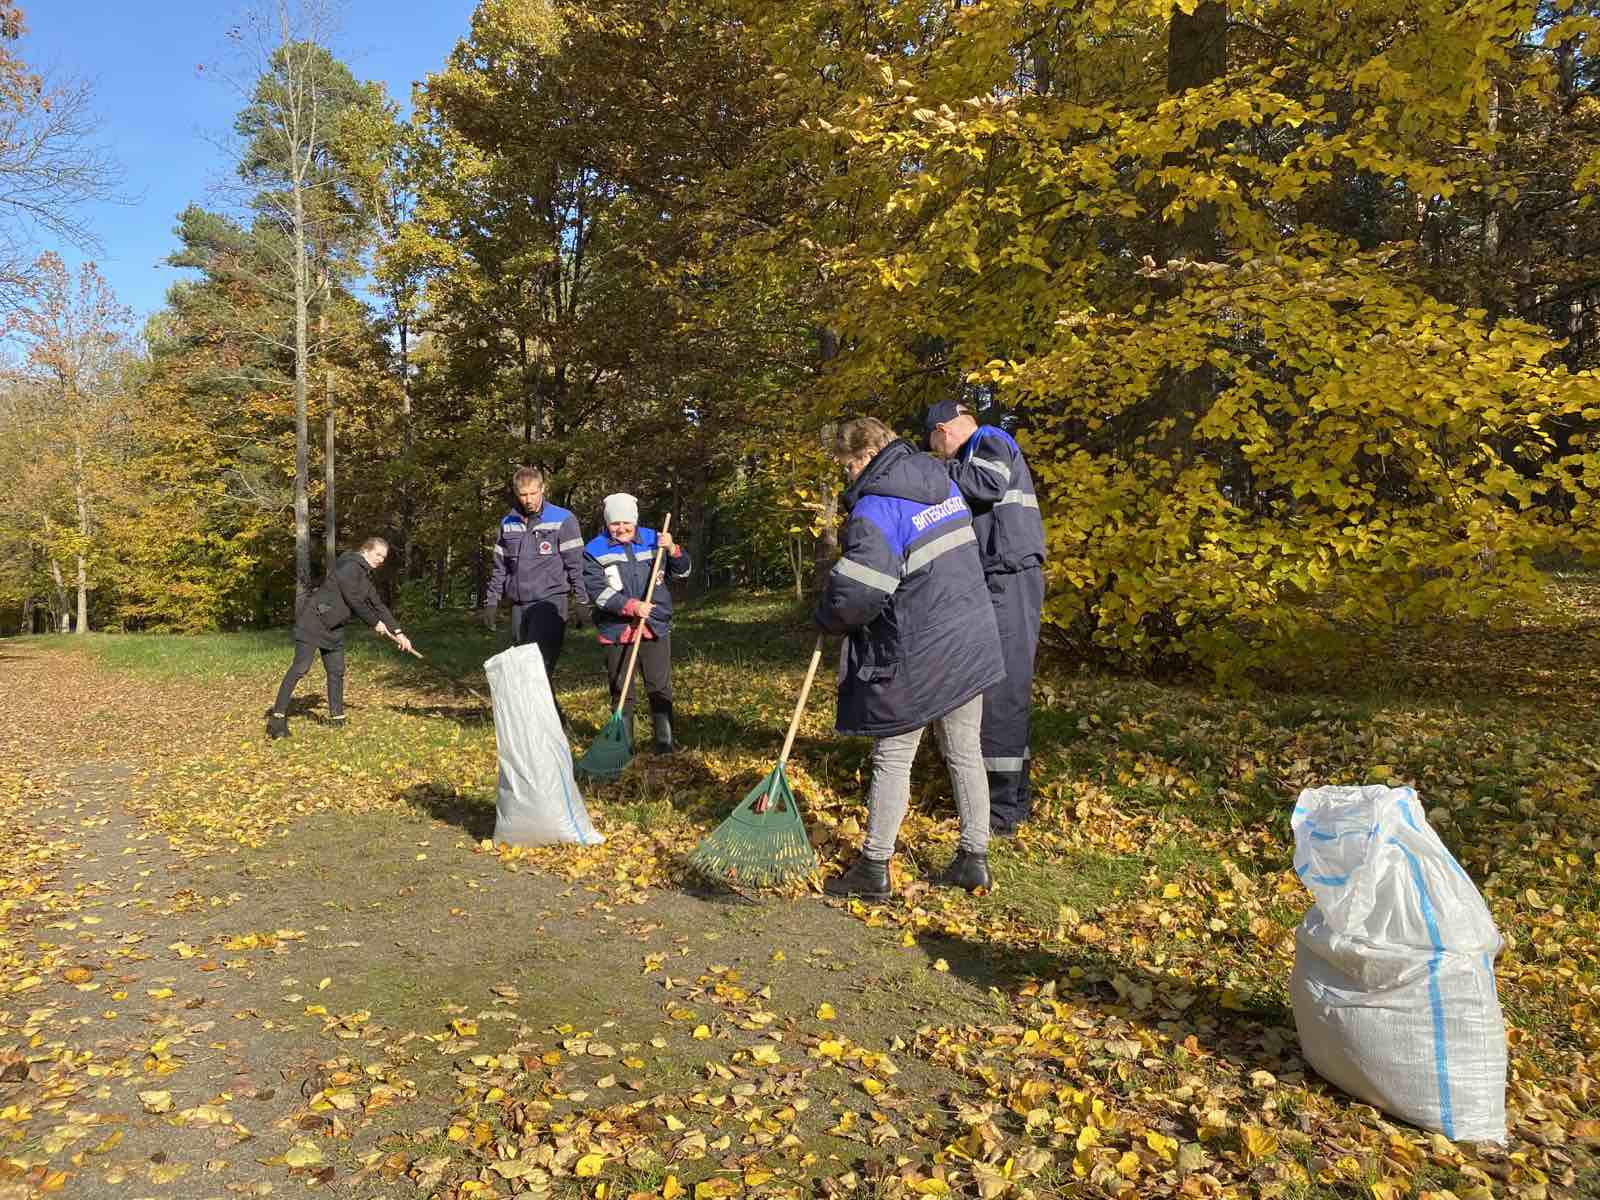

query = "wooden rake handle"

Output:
[[778, 635, 825, 768], [613, 513, 672, 714], [385, 630, 424, 659]]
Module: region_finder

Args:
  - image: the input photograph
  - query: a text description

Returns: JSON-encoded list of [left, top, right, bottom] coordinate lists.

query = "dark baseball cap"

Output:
[[923, 399, 968, 434], [923, 400, 969, 448]]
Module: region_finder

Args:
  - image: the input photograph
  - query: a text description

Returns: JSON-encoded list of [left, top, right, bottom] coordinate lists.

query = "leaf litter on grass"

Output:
[[2, 587, 1600, 1198]]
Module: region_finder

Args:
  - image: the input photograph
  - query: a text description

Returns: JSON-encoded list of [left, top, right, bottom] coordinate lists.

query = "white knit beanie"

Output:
[[603, 493, 640, 524]]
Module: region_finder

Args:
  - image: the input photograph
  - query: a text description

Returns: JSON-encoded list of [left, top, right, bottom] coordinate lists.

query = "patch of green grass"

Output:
[[985, 844, 1141, 926], [980, 836, 1211, 933], [612, 796, 679, 831], [620, 1163, 668, 1194], [87, 627, 291, 681], [1262, 696, 1331, 730], [1161, 734, 1220, 776]]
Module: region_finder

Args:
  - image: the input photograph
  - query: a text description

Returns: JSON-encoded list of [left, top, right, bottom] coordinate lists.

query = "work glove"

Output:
[[573, 602, 593, 630], [480, 606, 497, 632]]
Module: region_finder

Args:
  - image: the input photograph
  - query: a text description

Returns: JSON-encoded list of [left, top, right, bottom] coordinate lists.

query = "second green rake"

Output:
[[686, 635, 824, 889]]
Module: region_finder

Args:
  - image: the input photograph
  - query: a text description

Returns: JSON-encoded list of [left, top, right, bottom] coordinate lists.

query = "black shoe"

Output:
[[326, 714, 348, 730], [823, 855, 891, 900], [652, 712, 675, 754], [266, 712, 290, 740], [929, 849, 991, 893], [990, 819, 1019, 837]]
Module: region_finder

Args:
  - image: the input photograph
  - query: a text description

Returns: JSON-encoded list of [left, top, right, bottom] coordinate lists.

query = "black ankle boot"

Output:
[[823, 855, 891, 900], [266, 712, 290, 740], [929, 849, 991, 892], [651, 711, 675, 755]]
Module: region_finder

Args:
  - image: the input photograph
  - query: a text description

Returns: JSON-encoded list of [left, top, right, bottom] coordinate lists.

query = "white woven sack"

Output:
[[484, 644, 603, 847], [1290, 785, 1505, 1142]]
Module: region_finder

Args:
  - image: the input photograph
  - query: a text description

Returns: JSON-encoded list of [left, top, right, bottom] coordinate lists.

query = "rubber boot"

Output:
[[266, 712, 290, 740], [652, 711, 675, 755], [928, 849, 992, 893], [823, 854, 891, 900]]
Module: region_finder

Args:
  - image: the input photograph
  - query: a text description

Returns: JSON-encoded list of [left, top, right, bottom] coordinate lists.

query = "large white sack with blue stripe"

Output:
[[1290, 785, 1505, 1143], [484, 644, 603, 847]]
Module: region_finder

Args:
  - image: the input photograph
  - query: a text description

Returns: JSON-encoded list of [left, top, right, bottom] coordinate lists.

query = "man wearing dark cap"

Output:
[[926, 400, 1047, 834]]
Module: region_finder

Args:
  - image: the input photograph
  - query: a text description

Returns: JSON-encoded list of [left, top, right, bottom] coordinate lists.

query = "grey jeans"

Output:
[[864, 693, 989, 859]]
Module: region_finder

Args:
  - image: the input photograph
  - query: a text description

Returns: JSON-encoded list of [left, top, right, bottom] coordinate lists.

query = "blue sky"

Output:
[[20, 0, 478, 325]]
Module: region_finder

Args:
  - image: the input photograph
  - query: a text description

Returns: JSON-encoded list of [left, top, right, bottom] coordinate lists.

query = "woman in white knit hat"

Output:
[[581, 493, 693, 754]]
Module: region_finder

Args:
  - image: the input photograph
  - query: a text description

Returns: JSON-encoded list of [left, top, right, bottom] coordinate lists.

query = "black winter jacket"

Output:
[[947, 425, 1046, 576], [294, 551, 399, 650], [814, 439, 1004, 738]]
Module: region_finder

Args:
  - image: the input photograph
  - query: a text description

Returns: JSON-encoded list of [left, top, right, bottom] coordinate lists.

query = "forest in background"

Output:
[[2, 0, 1599, 678]]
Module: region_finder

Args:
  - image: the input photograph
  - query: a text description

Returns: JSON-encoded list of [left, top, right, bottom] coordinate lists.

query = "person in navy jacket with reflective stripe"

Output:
[[583, 493, 693, 754], [482, 466, 589, 691], [926, 401, 1047, 834], [814, 418, 1004, 900]]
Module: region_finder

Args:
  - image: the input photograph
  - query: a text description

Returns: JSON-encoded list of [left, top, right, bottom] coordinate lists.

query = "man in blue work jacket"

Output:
[[926, 401, 1047, 834], [482, 466, 590, 686]]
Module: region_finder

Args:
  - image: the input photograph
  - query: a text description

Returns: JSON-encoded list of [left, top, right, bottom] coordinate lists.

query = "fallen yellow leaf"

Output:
[[283, 1140, 323, 1168], [138, 1090, 173, 1114]]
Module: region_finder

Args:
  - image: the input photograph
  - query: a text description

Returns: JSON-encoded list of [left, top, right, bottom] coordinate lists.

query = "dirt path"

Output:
[[1, 643, 999, 1199]]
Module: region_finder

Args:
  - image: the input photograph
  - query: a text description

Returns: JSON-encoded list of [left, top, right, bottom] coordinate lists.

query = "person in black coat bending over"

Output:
[[266, 536, 412, 739]]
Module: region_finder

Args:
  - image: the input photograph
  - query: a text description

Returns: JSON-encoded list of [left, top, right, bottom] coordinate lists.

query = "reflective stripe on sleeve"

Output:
[[999, 489, 1040, 509], [903, 525, 977, 575], [971, 455, 1012, 483], [832, 556, 900, 594], [559, 538, 584, 552]]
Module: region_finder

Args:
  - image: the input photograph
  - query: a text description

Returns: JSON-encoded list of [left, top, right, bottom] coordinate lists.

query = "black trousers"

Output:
[[982, 565, 1044, 828], [510, 599, 567, 678], [604, 635, 672, 723], [273, 640, 345, 717]]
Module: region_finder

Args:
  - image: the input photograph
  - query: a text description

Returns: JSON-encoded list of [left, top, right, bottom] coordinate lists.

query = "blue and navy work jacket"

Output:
[[485, 502, 586, 612], [583, 526, 693, 643], [948, 425, 1046, 576], [814, 439, 1004, 739]]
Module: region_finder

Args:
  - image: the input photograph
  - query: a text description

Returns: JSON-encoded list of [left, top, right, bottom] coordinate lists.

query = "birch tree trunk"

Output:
[[48, 553, 69, 632], [293, 180, 312, 604], [398, 307, 414, 578], [321, 282, 336, 573], [74, 435, 89, 634]]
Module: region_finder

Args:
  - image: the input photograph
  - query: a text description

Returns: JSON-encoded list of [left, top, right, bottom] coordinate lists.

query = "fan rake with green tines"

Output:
[[576, 514, 671, 782], [687, 636, 824, 890]]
